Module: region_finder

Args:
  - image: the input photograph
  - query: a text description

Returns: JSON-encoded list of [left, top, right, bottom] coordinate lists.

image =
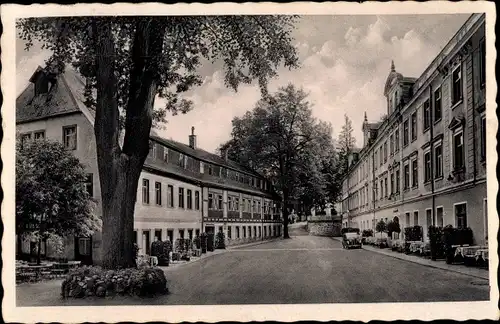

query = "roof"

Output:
[[150, 135, 262, 178], [17, 65, 276, 198], [16, 66, 83, 123]]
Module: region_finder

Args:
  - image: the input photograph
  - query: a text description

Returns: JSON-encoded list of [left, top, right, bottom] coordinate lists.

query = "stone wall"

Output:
[[307, 216, 342, 237]]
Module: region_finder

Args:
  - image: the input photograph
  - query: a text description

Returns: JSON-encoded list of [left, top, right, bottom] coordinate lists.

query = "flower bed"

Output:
[[61, 266, 168, 299]]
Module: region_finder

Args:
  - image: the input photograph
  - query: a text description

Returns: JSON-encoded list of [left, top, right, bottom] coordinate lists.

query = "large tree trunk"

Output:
[[36, 238, 42, 265], [93, 18, 165, 269]]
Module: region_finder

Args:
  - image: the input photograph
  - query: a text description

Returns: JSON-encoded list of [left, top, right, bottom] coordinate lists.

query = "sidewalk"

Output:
[[162, 237, 282, 270], [332, 237, 489, 280]]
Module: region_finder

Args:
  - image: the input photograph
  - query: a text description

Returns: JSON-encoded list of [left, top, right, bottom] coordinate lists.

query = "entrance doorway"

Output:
[[74, 236, 93, 265]]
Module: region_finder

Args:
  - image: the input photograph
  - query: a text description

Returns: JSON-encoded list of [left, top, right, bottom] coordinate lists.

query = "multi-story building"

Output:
[[341, 13, 487, 245], [16, 65, 282, 265]]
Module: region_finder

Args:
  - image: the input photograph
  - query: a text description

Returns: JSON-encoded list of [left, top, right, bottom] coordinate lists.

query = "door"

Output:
[[167, 230, 174, 243], [205, 226, 215, 234], [142, 231, 150, 255], [74, 236, 93, 265]]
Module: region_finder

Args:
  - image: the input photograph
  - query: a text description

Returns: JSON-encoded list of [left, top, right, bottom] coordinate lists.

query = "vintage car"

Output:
[[342, 232, 362, 249]]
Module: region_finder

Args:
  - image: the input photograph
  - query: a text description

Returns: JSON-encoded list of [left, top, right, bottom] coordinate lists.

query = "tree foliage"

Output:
[[16, 139, 101, 263], [17, 16, 299, 268], [337, 114, 356, 173], [375, 219, 387, 234], [219, 84, 341, 237]]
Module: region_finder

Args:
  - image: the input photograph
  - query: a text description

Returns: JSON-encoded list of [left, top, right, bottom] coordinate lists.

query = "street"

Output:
[[17, 223, 489, 306]]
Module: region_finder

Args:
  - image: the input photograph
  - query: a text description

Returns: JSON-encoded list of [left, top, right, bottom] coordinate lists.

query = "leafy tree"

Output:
[[17, 16, 298, 268], [16, 139, 101, 264], [375, 219, 387, 235], [220, 84, 339, 238], [337, 114, 356, 174], [387, 219, 401, 239]]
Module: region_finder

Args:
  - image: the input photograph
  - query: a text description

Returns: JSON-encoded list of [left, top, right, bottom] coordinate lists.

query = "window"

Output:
[[413, 211, 419, 226], [395, 168, 400, 193], [384, 177, 388, 198], [453, 131, 464, 170], [481, 115, 486, 160], [155, 182, 162, 206], [423, 100, 431, 131], [167, 185, 174, 207], [434, 87, 442, 122], [243, 226, 246, 238], [34, 130, 45, 140], [194, 191, 200, 210], [403, 120, 409, 146], [258, 226, 261, 237], [455, 203, 467, 228], [178, 188, 184, 208], [395, 127, 400, 152], [390, 134, 394, 155], [164, 148, 169, 163], [480, 39, 486, 87], [63, 126, 77, 150], [405, 212, 410, 227], [380, 180, 384, 199], [436, 207, 444, 227], [227, 226, 232, 239], [208, 164, 213, 175], [424, 151, 431, 182], [411, 112, 417, 141], [179, 229, 185, 239], [404, 163, 410, 190], [155, 229, 162, 241], [236, 226, 240, 239], [411, 159, 418, 187], [187, 189, 192, 209], [217, 195, 223, 210], [374, 149, 378, 170], [188, 229, 193, 240], [384, 142, 387, 163], [21, 133, 32, 146], [426, 209, 433, 227], [85, 174, 93, 197], [142, 179, 150, 204], [452, 65, 462, 105], [235, 197, 239, 211], [209, 193, 214, 209], [434, 144, 443, 178], [254, 226, 257, 238], [390, 172, 394, 195]]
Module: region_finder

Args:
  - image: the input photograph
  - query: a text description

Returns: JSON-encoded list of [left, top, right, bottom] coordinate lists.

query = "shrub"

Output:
[[151, 241, 170, 266], [207, 233, 215, 252], [362, 229, 373, 237], [193, 236, 201, 250], [387, 220, 401, 238], [61, 266, 168, 299], [200, 233, 208, 253], [404, 226, 423, 242], [215, 232, 226, 249], [428, 225, 445, 260]]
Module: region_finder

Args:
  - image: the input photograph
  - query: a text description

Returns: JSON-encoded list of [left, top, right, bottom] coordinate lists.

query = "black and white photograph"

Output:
[[1, 2, 498, 323]]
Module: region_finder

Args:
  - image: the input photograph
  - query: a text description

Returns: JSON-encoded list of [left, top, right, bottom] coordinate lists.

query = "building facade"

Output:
[[16, 65, 282, 265], [341, 13, 487, 245]]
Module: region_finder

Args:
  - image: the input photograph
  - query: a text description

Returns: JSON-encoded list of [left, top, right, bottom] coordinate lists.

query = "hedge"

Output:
[[215, 232, 226, 249], [61, 266, 168, 299]]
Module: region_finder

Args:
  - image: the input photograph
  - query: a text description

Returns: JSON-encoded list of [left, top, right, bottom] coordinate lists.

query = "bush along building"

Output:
[[340, 13, 487, 246], [16, 65, 283, 265]]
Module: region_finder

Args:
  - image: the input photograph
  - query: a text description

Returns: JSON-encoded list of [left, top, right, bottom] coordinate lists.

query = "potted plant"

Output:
[[375, 220, 387, 248], [428, 225, 444, 261]]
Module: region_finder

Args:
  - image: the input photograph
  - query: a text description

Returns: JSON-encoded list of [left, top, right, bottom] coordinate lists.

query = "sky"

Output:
[[16, 14, 470, 153]]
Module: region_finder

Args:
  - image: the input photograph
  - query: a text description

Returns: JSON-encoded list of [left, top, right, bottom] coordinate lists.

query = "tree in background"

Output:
[[219, 84, 340, 238], [375, 219, 388, 236], [16, 139, 101, 264], [18, 16, 298, 268], [337, 114, 356, 174]]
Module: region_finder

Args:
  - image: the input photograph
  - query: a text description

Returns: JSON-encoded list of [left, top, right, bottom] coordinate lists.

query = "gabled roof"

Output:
[[16, 66, 85, 124]]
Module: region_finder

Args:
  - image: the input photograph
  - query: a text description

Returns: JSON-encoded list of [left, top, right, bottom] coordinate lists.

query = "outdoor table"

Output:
[[454, 245, 486, 258]]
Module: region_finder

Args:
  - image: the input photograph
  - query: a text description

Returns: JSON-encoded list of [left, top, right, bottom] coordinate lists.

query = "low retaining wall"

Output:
[[307, 216, 342, 237]]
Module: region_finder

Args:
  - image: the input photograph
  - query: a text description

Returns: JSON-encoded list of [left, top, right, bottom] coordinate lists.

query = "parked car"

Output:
[[342, 232, 362, 249]]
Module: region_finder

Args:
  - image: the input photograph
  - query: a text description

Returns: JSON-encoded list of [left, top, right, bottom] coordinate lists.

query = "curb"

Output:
[[361, 245, 489, 281], [161, 238, 283, 270]]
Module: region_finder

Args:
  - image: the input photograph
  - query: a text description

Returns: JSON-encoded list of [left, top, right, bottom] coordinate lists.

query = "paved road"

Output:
[[17, 223, 489, 306]]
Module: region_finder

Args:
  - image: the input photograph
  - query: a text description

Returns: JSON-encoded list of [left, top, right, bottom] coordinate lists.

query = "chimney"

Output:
[[189, 126, 197, 149]]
